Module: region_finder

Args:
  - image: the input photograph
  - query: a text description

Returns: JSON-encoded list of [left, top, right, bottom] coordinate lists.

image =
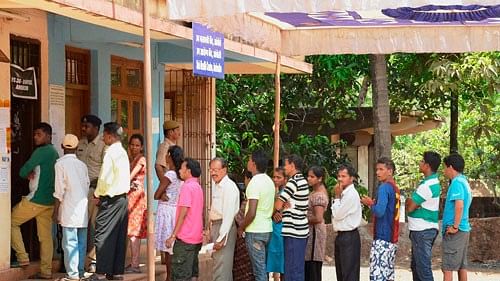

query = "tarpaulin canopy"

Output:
[[166, 1, 500, 55]]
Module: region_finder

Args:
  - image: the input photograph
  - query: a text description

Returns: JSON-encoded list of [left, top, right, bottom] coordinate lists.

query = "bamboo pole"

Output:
[[273, 53, 281, 168], [142, 0, 155, 280]]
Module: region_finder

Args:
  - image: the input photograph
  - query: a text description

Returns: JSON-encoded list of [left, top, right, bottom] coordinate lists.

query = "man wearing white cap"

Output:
[[155, 120, 181, 179], [53, 134, 90, 280]]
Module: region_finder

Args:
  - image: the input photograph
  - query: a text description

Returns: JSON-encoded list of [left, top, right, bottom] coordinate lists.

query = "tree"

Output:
[[370, 54, 392, 161]]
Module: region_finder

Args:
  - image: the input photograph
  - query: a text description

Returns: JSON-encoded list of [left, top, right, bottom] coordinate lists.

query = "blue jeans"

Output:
[[62, 227, 88, 279], [245, 232, 270, 281], [410, 229, 438, 281], [284, 236, 307, 281]]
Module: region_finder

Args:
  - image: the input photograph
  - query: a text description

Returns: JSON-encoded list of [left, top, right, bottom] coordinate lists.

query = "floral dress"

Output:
[[127, 155, 147, 238], [155, 170, 182, 253]]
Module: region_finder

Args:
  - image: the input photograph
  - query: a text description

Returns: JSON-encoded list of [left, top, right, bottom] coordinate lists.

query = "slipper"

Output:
[[124, 265, 141, 273], [28, 272, 52, 279], [82, 273, 106, 281]]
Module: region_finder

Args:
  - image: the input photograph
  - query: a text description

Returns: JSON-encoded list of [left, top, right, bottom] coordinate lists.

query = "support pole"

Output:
[[273, 53, 281, 168], [142, 0, 154, 280]]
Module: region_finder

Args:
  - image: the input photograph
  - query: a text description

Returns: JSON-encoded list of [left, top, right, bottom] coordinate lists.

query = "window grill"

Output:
[[165, 69, 215, 220], [65, 48, 90, 85]]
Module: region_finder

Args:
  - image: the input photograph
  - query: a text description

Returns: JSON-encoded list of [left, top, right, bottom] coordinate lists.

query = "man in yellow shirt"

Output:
[[92, 122, 130, 280]]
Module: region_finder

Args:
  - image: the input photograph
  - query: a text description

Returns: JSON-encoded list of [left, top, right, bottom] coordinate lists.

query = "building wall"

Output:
[[0, 9, 49, 271], [47, 13, 164, 167]]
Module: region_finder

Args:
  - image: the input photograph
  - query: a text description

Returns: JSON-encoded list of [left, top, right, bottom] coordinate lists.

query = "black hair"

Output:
[[163, 128, 174, 137], [34, 122, 52, 136], [251, 150, 269, 173], [103, 122, 122, 137], [244, 170, 253, 180], [129, 134, 144, 146], [284, 154, 304, 171], [308, 166, 326, 181], [210, 157, 228, 169], [168, 145, 184, 179], [337, 164, 357, 178], [423, 151, 441, 173], [184, 157, 202, 178], [274, 167, 285, 177], [376, 157, 396, 175], [443, 153, 465, 173]]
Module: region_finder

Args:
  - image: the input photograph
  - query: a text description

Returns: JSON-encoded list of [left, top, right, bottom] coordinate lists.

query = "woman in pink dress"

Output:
[[125, 134, 147, 273], [154, 145, 183, 281]]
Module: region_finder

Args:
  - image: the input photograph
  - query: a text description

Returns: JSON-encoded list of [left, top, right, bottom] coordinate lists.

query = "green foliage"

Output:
[[215, 52, 499, 199], [215, 55, 369, 176]]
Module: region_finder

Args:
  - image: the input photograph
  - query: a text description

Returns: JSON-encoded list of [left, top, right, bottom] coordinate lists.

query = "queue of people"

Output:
[[9, 116, 472, 281]]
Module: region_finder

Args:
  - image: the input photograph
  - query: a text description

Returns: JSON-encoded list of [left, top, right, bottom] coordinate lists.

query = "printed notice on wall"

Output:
[[0, 108, 8, 128], [49, 84, 65, 106], [192, 22, 224, 79], [152, 117, 159, 134], [49, 84, 65, 156], [0, 129, 6, 154], [0, 161, 8, 193]]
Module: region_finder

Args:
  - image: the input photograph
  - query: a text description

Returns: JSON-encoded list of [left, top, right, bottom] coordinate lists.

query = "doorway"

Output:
[[10, 35, 42, 262], [65, 47, 90, 136]]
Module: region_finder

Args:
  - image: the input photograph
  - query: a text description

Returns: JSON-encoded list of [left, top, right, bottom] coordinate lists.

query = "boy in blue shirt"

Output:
[[441, 153, 472, 281], [361, 157, 400, 281]]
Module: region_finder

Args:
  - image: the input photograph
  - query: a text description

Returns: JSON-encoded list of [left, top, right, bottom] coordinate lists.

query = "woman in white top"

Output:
[[154, 145, 183, 281]]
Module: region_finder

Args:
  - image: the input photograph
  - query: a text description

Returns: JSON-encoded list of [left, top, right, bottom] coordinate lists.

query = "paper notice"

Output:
[[0, 128, 6, 154], [0, 163, 8, 193], [0, 108, 9, 128]]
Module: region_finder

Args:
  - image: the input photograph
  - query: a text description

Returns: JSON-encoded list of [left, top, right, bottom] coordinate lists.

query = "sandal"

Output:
[[124, 265, 141, 273]]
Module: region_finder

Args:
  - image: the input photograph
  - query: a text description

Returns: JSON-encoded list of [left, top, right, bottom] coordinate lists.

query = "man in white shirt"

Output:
[[209, 157, 240, 281], [331, 165, 362, 281], [53, 134, 90, 280]]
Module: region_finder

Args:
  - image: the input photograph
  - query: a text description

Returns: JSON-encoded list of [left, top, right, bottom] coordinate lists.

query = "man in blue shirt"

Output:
[[361, 157, 400, 281], [441, 153, 472, 281]]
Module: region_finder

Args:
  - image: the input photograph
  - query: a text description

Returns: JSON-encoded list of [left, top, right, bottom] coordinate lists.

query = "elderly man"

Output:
[[92, 122, 130, 280], [209, 157, 240, 281]]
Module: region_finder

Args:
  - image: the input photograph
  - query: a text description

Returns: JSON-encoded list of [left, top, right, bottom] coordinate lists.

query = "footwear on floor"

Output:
[[105, 274, 124, 280], [55, 277, 80, 281], [124, 265, 141, 273], [87, 262, 96, 273]]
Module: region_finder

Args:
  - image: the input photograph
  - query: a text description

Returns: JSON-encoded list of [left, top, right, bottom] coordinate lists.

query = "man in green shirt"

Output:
[[406, 151, 442, 281], [11, 122, 59, 279]]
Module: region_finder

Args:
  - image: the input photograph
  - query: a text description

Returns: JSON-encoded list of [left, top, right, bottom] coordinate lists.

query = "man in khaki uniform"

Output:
[[155, 120, 181, 180], [76, 114, 106, 273]]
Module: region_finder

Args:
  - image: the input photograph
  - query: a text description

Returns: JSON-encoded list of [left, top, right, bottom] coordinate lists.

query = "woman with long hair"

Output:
[[305, 166, 329, 281], [154, 145, 183, 281], [125, 134, 147, 273], [267, 167, 287, 281]]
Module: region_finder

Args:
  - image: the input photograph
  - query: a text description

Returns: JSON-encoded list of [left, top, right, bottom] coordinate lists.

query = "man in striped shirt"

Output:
[[406, 151, 442, 281], [275, 154, 309, 281]]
